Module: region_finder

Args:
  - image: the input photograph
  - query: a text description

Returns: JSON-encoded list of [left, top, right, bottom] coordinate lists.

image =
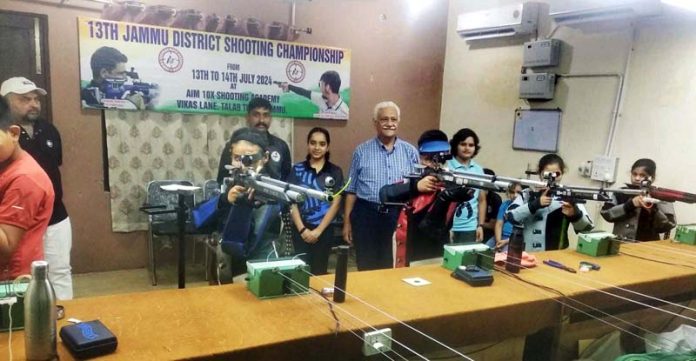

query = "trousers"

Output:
[[351, 199, 399, 271], [44, 217, 73, 300]]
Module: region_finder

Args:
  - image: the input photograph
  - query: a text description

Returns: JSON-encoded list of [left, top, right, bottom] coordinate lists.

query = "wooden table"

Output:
[[2, 241, 694, 360], [501, 240, 696, 360]]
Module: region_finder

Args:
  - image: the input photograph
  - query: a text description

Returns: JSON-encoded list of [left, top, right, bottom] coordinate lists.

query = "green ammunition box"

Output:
[[246, 258, 310, 299], [674, 224, 696, 245], [442, 243, 494, 271], [576, 232, 620, 257]]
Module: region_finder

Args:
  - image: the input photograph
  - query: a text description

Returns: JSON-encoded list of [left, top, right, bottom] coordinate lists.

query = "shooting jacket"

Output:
[[379, 179, 471, 267], [600, 191, 676, 241], [220, 197, 281, 268], [506, 188, 594, 252]]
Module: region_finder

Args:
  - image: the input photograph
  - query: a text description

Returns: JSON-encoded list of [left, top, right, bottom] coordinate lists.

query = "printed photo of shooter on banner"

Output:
[[77, 17, 351, 120]]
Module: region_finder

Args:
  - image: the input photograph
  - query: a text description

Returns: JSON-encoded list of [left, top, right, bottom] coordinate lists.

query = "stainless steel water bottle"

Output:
[[24, 260, 57, 361]]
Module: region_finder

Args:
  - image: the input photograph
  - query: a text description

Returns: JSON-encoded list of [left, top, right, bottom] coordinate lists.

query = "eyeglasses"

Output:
[[377, 118, 399, 125], [232, 153, 264, 166]]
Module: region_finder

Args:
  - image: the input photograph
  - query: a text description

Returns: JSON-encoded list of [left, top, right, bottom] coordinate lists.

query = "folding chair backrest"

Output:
[[146, 180, 195, 222]]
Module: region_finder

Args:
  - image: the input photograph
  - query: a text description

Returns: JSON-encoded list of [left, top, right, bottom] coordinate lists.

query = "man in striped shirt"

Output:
[[343, 101, 419, 270]]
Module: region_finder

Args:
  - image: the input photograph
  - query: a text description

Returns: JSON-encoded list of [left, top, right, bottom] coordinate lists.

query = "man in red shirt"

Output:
[[0, 96, 54, 280]]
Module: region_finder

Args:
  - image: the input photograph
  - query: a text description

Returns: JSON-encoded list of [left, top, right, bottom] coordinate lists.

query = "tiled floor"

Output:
[[72, 264, 210, 298]]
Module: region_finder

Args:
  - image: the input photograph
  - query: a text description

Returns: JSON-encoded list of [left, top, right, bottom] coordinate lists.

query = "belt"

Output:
[[356, 198, 400, 214]]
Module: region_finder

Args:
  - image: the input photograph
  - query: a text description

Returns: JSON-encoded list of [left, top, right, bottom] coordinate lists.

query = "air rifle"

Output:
[[408, 165, 505, 193], [224, 166, 333, 205], [416, 167, 696, 205]]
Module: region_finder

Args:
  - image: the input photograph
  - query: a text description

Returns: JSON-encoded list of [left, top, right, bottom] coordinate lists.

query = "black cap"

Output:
[[230, 128, 268, 152]]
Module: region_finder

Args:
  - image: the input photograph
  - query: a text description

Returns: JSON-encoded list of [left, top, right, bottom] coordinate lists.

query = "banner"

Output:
[[77, 17, 351, 120]]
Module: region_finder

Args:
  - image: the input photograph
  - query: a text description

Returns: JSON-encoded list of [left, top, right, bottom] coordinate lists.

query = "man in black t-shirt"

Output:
[[1, 76, 73, 300], [216, 97, 291, 183]]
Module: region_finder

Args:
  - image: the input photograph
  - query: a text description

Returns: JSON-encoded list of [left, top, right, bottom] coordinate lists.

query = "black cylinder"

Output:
[[505, 225, 525, 273], [177, 193, 187, 289], [333, 245, 349, 303]]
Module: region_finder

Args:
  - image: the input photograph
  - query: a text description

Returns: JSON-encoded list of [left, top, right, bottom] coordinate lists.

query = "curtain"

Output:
[[105, 110, 293, 232]]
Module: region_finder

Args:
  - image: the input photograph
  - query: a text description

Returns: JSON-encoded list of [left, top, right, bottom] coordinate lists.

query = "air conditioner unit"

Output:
[[550, 0, 661, 26], [457, 2, 543, 41], [20, 0, 110, 11]]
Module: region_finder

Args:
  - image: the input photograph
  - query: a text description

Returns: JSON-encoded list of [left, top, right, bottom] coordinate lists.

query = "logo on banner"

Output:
[[159, 47, 184, 73], [286, 61, 306, 83]]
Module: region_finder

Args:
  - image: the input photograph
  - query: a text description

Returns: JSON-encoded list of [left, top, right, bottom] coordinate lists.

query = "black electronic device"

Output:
[[333, 245, 349, 303], [451, 265, 494, 287], [505, 225, 525, 273], [60, 320, 118, 359]]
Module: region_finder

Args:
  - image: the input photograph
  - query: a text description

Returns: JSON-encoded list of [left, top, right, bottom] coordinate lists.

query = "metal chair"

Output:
[[195, 179, 221, 281], [202, 179, 221, 203], [142, 180, 195, 286]]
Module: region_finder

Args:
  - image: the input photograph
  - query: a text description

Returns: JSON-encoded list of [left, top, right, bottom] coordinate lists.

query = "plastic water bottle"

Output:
[[24, 260, 57, 360]]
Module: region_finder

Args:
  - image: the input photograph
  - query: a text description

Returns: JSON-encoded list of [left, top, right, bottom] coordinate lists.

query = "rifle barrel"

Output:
[[257, 175, 333, 202], [491, 175, 546, 188], [251, 179, 306, 203]]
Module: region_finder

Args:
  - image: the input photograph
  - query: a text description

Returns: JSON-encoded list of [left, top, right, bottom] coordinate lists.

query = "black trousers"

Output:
[[351, 199, 400, 271], [292, 223, 334, 275]]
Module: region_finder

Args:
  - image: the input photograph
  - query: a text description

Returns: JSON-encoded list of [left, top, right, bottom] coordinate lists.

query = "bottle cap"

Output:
[[31, 260, 49, 280]]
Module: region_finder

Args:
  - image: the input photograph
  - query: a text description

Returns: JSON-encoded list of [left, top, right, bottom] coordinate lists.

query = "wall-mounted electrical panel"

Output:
[[519, 73, 556, 100], [591, 155, 620, 183], [578, 160, 593, 177], [523, 39, 562, 67]]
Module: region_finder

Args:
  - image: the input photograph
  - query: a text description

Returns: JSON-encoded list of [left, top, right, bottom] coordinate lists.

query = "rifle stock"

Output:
[[645, 187, 696, 204]]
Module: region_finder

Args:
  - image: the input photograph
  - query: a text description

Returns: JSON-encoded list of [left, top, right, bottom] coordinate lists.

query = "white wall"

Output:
[[614, 14, 696, 228], [442, 0, 696, 238]]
